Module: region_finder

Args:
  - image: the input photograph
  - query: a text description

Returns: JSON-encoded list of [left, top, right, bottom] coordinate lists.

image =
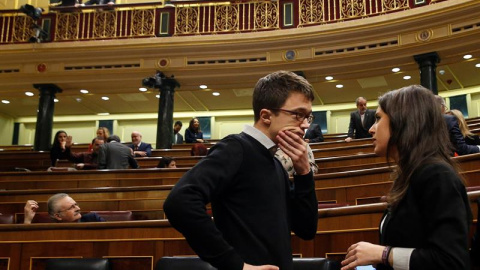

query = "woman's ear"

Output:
[[259, 109, 271, 125]]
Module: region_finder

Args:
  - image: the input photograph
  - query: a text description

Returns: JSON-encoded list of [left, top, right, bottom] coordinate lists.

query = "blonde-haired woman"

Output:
[[447, 109, 480, 145]]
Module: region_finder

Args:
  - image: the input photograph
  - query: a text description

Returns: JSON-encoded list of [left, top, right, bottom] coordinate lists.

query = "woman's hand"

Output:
[[341, 242, 384, 270]]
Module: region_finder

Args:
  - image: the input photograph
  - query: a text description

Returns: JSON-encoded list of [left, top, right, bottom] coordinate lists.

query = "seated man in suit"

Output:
[[173, 121, 184, 144], [435, 95, 479, 155], [345, 97, 376, 142], [304, 123, 324, 143], [129, 131, 152, 157], [98, 135, 139, 169], [24, 193, 105, 224]]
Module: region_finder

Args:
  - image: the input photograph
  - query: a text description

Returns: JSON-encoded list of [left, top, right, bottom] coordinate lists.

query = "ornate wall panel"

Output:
[[130, 9, 155, 37], [214, 5, 239, 32], [383, 0, 409, 12], [299, 0, 325, 26], [93, 11, 117, 39], [55, 13, 80, 41], [175, 6, 199, 34], [340, 0, 366, 19], [253, 1, 279, 30]]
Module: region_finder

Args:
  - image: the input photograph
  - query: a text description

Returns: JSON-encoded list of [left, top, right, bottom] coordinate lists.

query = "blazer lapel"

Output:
[[379, 211, 391, 244]]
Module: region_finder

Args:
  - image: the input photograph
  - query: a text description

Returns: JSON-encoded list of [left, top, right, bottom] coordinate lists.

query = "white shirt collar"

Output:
[[242, 125, 276, 150]]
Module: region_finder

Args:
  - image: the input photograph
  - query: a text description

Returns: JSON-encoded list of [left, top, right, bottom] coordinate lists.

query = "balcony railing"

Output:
[[0, 0, 447, 45]]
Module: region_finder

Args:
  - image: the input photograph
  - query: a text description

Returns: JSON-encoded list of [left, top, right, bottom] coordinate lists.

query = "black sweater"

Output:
[[164, 132, 318, 270]]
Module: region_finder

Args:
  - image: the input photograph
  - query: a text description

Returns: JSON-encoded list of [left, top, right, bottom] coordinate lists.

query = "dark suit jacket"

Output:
[[377, 163, 470, 270], [80, 212, 105, 222], [174, 133, 184, 144], [304, 123, 324, 143], [128, 142, 152, 157], [98, 142, 139, 169], [444, 115, 479, 155], [185, 129, 203, 143], [347, 109, 376, 139]]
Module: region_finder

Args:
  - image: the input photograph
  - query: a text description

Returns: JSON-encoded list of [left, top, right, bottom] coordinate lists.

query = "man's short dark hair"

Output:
[[107, 135, 121, 143], [174, 121, 183, 127], [252, 70, 314, 122], [92, 136, 105, 144]]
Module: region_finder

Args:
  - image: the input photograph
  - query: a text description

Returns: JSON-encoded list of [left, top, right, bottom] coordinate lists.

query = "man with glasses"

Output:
[[165, 71, 318, 270], [345, 97, 376, 142], [23, 193, 105, 224], [435, 95, 479, 155]]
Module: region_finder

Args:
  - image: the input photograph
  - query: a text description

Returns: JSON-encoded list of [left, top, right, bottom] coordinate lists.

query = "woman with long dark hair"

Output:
[[341, 85, 471, 270], [50, 130, 70, 166], [185, 118, 204, 143]]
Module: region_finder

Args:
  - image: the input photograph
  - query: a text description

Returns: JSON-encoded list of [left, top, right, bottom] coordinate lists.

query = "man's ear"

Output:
[[259, 109, 272, 125], [53, 213, 62, 221]]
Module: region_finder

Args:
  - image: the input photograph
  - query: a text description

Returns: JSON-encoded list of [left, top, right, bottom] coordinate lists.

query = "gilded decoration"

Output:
[[254, 2, 278, 30], [176, 7, 199, 34], [55, 13, 79, 41], [383, 0, 409, 11], [214, 5, 239, 32], [416, 29, 433, 42], [12, 16, 34, 42], [299, 0, 324, 26], [131, 9, 155, 36], [93, 11, 117, 39], [340, 0, 365, 19]]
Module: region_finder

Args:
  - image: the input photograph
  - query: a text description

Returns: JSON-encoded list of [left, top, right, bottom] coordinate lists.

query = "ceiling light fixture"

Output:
[[392, 67, 400, 73], [80, 89, 89, 94], [212, 92, 220, 96], [156, 94, 160, 98], [25, 92, 34, 96], [325, 76, 333, 81], [200, 85, 208, 89], [476, 63, 480, 68], [336, 84, 344, 89], [97, 113, 110, 116], [139, 87, 148, 92], [403, 75, 411, 80], [101, 97, 109, 101], [1, 100, 10, 104], [54, 98, 59, 102], [463, 54, 473, 60]]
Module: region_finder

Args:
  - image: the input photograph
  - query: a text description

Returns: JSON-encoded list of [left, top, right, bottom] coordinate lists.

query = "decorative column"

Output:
[[156, 75, 180, 149], [414, 52, 440, 95], [33, 84, 62, 151]]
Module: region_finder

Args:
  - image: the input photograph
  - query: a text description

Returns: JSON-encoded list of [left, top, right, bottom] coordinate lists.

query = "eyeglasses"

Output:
[[270, 108, 315, 124], [57, 203, 79, 213]]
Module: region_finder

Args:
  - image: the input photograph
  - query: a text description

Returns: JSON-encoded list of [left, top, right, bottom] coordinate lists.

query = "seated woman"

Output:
[[157, 156, 176, 168], [50, 130, 70, 166], [447, 109, 480, 145], [185, 118, 204, 143], [88, 127, 110, 152], [341, 85, 471, 270]]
